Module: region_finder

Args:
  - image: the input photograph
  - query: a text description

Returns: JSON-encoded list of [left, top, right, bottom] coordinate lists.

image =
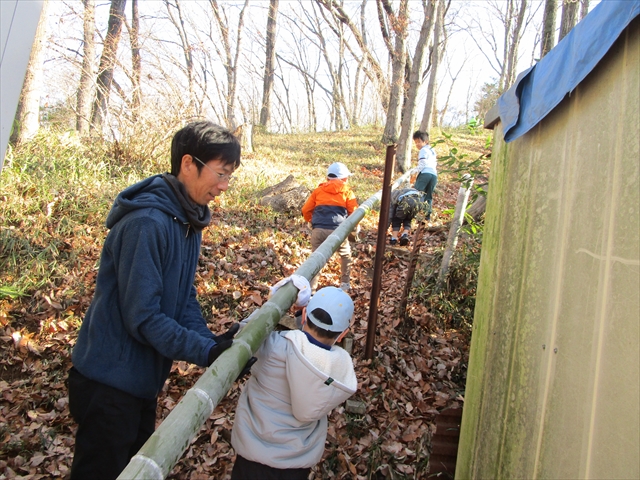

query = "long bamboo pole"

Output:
[[118, 169, 414, 480]]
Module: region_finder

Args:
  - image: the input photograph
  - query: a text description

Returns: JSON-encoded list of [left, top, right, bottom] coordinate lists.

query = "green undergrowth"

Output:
[[410, 231, 483, 338]]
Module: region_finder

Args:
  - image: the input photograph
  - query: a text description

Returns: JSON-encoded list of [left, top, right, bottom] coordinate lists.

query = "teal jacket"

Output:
[[72, 175, 217, 399]]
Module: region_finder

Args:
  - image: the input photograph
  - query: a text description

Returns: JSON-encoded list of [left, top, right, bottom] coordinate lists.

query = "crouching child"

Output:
[[231, 286, 357, 479], [388, 187, 426, 246]]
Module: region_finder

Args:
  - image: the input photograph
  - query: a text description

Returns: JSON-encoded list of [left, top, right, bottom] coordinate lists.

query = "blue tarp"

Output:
[[498, 0, 640, 143]]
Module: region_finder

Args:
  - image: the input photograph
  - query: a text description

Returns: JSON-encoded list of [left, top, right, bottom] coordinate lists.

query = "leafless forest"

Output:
[[12, 0, 593, 170]]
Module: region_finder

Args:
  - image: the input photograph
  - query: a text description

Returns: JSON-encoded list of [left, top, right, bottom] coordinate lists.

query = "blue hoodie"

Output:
[[72, 175, 217, 399]]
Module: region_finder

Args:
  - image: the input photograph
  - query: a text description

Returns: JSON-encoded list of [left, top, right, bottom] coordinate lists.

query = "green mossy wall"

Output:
[[456, 18, 639, 480]]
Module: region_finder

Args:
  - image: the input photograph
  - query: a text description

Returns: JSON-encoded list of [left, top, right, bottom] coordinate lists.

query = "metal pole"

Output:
[[365, 145, 396, 359]]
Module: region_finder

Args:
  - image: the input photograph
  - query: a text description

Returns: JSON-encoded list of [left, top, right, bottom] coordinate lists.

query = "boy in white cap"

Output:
[[302, 162, 358, 292], [230, 286, 357, 479]]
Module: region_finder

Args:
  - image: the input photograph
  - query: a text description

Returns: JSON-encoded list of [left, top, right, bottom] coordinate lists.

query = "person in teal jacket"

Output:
[[69, 121, 242, 480]]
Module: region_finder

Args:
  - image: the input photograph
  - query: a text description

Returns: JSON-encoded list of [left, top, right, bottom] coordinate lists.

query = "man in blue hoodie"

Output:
[[68, 121, 241, 480]]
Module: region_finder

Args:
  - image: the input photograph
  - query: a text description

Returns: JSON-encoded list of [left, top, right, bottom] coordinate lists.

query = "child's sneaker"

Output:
[[390, 237, 398, 246], [399, 233, 409, 246]]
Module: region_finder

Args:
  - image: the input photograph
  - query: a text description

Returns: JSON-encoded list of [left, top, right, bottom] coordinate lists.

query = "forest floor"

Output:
[[0, 126, 491, 479]]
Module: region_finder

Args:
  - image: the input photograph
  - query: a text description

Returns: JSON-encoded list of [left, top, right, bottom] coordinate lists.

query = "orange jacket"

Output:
[[302, 179, 358, 229]]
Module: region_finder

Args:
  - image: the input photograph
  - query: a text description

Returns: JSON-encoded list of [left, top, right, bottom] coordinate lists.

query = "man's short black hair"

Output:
[[413, 130, 429, 142], [306, 308, 342, 340], [170, 121, 241, 176]]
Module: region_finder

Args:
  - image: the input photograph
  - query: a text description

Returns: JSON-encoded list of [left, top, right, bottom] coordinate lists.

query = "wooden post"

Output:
[[436, 175, 474, 290], [398, 220, 427, 319]]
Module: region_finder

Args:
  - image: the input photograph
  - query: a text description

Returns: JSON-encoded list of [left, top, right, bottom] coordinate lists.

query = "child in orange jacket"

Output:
[[302, 162, 358, 292]]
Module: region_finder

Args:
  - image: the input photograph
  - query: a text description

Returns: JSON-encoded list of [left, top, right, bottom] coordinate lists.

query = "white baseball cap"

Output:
[[327, 162, 352, 179], [306, 286, 354, 332]]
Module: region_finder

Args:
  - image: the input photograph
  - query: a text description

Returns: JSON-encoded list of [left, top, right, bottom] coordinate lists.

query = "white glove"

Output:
[[269, 274, 312, 307]]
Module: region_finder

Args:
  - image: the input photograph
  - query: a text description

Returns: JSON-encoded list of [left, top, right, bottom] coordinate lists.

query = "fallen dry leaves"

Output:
[[1, 173, 472, 480]]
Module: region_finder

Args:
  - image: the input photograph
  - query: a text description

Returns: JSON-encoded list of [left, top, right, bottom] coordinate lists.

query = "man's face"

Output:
[[178, 155, 235, 205], [413, 138, 426, 149]]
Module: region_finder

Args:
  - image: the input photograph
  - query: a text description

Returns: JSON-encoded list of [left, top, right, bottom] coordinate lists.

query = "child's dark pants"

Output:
[[232, 455, 311, 480]]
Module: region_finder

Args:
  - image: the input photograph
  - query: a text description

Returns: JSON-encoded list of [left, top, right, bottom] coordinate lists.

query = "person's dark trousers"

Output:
[[391, 218, 412, 231], [231, 455, 311, 480], [414, 172, 437, 219], [68, 367, 157, 480]]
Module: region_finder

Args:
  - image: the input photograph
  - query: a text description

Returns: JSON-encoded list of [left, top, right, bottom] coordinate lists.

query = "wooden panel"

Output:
[[457, 18, 639, 480]]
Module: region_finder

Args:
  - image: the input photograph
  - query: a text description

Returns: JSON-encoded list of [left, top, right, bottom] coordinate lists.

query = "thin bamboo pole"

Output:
[[118, 169, 414, 480]]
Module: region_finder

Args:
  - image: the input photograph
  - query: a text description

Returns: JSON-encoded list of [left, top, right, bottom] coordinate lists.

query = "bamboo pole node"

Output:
[[261, 300, 285, 317], [191, 388, 214, 414], [309, 249, 330, 263], [234, 338, 253, 353], [129, 455, 162, 480]]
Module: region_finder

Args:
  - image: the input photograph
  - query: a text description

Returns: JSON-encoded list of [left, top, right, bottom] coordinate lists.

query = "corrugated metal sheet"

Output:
[[429, 407, 462, 478]]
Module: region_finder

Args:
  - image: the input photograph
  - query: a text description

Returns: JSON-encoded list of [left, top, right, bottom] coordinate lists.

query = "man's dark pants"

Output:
[[68, 367, 157, 480]]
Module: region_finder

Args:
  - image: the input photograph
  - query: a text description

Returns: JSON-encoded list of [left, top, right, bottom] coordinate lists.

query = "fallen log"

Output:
[[256, 174, 310, 214]]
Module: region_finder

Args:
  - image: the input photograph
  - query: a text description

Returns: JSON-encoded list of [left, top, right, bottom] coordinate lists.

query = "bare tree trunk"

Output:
[[274, 17, 320, 132], [296, 2, 349, 131], [130, 0, 141, 118], [420, 0, 444, 132], [259, 0, 279, 130], [210, 0, 249, 130], [233, 123, 253, 153], [91, 0, 127, 131], [10, 0, 50, 145], [559, 0, 578, 42], [315, 0, 389, 111], [396, 0, 437, 173], [465, 0, 539, 94], [504, 0, 527, 89], [380, 0, 409, 144], [76, 0, 95, 134], [439, 55, 465, 127], [164, 0, 196, 115], [540, 0, 557, 58], [273, 57, 293, 132], [497, 1, 514, 92], [229, 1, 249, 130], [579, 0, 589, 20], [335, 24, 347, 130], [316, 1, 345, 130], [349, 0, 370, 128]]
